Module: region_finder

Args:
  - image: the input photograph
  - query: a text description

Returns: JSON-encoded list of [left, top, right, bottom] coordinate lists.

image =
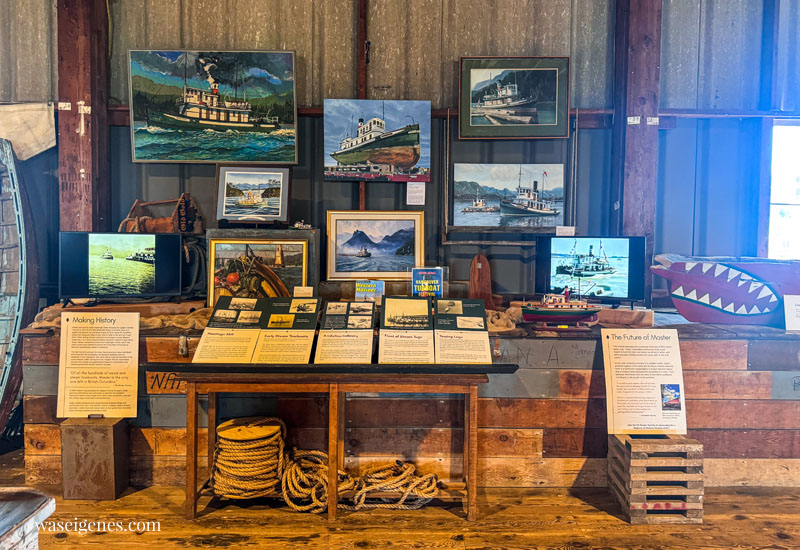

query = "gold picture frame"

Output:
[[326, 210, 425, 281], [207, 236, 308, 307]]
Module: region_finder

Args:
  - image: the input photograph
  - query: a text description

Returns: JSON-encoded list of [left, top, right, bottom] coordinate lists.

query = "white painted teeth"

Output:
[[714, 265, 727, 277], [770, 295, 777, 303], [698, 293, 710, 304], [672, 286, 684, 297], [727, 269, 739, 282], [711, 298, 722, 308], [736, 305, 747, 314], [686, 289, 698, 300], [757, 286, 772, 300], [685, 262, 697, 271], [738, 280, 748, 287], [702, 263, 713, 273], [724, 303, 735, 312], [749, 305, 761, 314], [748, 282, 763, 294]]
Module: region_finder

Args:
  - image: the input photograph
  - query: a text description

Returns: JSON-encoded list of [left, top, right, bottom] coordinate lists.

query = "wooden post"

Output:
[[357, 0, 368, 210], [56, 0, 110, 232], [615, 0, 662, 304]]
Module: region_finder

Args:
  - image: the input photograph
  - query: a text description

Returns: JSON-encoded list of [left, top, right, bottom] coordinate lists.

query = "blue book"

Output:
[[354, 280, 385, 303], [412, 267, 444, 298]]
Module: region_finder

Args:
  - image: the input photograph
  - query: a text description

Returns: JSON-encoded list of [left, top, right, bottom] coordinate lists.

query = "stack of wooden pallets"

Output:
[[607, 434, 704, 524]]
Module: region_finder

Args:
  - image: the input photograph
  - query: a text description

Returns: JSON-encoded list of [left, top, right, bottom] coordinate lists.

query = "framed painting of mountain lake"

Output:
[[451, 163, 564, 230], [128, 50, 297, 163], [326, 211, 424, 280], [323, 99, 431, 182], [459, 56, 569, 139], [215, 165, 289, 223]]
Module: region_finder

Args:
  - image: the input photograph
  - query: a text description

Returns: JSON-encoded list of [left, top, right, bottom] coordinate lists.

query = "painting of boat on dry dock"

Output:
[[128, 50, 297, 163]]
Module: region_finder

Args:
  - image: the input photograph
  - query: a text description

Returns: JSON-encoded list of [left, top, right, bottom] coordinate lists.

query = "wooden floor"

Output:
[[2, 450, 798, 549]]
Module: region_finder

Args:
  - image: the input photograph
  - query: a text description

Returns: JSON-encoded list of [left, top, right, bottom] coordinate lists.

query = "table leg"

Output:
[[462, 388, 470, 518], [207, 392, 218, 482], [337, 390, 345, 470], [328, 383, 339, 521], [185, 382, 198, 519], [467, 384, 478, 521]]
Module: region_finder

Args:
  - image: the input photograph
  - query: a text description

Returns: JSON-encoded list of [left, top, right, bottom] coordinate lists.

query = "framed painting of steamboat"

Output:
[[215, 165, 290, 223], [128, 50, 297, 164], [323, 99, 431, 182], [459, 56, 569, 139], [451, 163, 565, 230], [326, 210, 425, 280]]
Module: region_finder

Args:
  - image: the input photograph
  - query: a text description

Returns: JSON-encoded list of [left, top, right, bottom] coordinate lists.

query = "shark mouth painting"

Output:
[[652, 254, 800, 327]]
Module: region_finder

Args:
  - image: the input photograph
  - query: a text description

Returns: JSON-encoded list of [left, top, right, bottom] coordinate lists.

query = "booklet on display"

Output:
[[314, 301, 376, 364], [378, 296, 434, 364], [433, 298, 492, 363]]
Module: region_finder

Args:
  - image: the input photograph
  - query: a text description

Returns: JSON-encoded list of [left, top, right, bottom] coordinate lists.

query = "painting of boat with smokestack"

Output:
[[128, 50, 297, 164]]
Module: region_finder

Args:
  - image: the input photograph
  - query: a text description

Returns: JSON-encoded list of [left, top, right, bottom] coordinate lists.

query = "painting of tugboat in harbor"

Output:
[[128, 50, 296, 163], [88, 234, 156, 296], [324, 99, 430, 182], [327, 211, 424, 280], [460, 57, 569, 139], [452, 163, 564, 228], [549, 237, 630, 298], [216, 166, 289, 223]]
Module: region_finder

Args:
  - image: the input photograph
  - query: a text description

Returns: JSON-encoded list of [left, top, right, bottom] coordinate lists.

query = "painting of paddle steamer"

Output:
[[324, 99, 431, 182]]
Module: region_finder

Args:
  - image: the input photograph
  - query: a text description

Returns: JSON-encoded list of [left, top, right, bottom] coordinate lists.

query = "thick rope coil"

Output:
[[211, 417, 439, 512]]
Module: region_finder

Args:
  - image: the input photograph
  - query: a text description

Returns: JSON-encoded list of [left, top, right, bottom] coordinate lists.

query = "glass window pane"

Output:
[[768, 204, 800, 259], [771, 125, 800, 205]]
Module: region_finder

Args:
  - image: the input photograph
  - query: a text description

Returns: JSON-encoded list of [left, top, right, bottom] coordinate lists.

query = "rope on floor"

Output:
[[211, 416, 439, 513]]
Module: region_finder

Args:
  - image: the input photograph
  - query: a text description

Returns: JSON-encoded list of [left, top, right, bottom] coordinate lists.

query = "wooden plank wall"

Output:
[[22, 332, 800, 488]]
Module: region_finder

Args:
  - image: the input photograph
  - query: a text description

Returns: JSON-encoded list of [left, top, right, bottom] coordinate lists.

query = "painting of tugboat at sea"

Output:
[[453, 164, 563, 228], [549, 238, 630, 298], [470, 68, 557, 126], [217, 167, 288, 222], [128, 50, 296, 163], [335, 219, 416, 272], [324, 99, 430, 182], [88, 234, 155, 296]]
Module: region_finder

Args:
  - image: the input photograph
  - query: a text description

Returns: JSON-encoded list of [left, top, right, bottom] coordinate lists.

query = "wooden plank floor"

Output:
[[2, 450, 798, 549]]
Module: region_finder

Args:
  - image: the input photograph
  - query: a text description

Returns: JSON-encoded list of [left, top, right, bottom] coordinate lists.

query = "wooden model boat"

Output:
[[517, 294, 601, 324]]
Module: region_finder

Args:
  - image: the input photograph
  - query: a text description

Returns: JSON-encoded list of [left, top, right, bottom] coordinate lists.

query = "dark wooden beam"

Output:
[[356, 0, 368, 210], [608, 0, 630, 237], [57, 0, 110, 231], [615, 0, 662, 305]]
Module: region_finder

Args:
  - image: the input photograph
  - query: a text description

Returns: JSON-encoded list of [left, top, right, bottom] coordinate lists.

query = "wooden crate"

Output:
[[607, 434, 704, 524]]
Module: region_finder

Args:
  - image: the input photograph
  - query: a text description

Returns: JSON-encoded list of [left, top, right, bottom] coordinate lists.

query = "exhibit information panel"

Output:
[[57, 312, 139, 417], [785, 295, 800, 331], [251, 297, 320, 364], [378, 296, 434, 364], [314, 301, 374, 364], [434, 298, 491, 363], [601, 328, 687, 434]]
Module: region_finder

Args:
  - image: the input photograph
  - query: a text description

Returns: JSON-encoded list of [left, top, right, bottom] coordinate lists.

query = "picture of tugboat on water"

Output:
[[217, 167, 288, 223], [453, 164, 564, 228], [324, 99, 431, 182], [335, 219, 417, 273], [128, 50, 296, 163], [549, 237, 631, 298], [88, 234, 156, 296], [382, 297, 432, 330], [469, 68, 557, 126]]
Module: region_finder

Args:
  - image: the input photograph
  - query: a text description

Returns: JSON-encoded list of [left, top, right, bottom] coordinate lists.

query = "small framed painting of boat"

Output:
[[128, 50, 297, 164], [459, 56, 569, 139], [215, 165, 290, 223], [451, 163, 564, 230], [323, 99, 431, 182], [326, 211, 424, 280], [206, 233, 308, 307]]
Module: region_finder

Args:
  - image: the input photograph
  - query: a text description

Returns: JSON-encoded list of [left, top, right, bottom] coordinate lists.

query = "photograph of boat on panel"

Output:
[[215, 166, 289, 223], [128, 50, 297, 163], [323, 99, 431, 182], [326, 211, 424, 280], [452, 163, 564, 229], [549, 237, 630, 298], [88, 234, 156, 296], [459, 57, 569, 139]]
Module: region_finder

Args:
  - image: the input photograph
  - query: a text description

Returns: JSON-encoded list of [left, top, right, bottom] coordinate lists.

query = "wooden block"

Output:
[[597, 308, 654, 327], [21, 364, 58, 395], [129, 427, 157, 456], [687, 400, 800, 429], [683, 370, 772, 399], [22, 395, 60, 424], [687, 429, 800, 458], [61, 418, 128, 499], [22, 333, 58, 366], [24, 455, 61, 485], [497, 339, 602, 370], [142, 337, 200, 363], [543, 428, 608, 457], [680, 339, 747, 370], [129, 456, 209, 486], [771, 371, 800, 399], [748, 340, 800, 371], [704, 458, 800, 487], [479, 398, 607, 428], [24, 424, 61, 455]]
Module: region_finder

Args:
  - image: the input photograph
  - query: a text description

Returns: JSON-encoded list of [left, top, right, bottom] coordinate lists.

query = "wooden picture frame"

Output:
[[128, 50, 298, 164], [206, 229, 315, 307], [326, 210, 425, 281], [459, 56, 570, 139], [214, 165, 290, 223]]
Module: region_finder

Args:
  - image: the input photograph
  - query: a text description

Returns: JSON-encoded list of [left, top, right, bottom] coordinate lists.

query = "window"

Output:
[[768, 121, 800, 259]]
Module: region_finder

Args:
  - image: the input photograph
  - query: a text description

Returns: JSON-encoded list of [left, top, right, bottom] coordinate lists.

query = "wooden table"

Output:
[[163, 364, 518, 521]]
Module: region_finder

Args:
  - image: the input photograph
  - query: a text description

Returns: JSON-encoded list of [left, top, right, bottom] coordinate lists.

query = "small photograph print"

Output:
[[229, 297, 258, 310], [213, 309, 238, 322], [456, 317, 485, 329], [289, 299, 317, 314], [323, 316, 347, 329], [349, 302, 374, 315], [237, 310, 262, 324], [347, 315, 373, 329], [383, 298, 429, 329], [268, 314, 295, 328], [661, 384, 682, 411], [326, 302, 348, 315], [437, 300, 463, 315]]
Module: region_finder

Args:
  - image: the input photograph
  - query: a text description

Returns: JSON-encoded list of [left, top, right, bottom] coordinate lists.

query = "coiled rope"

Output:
[[211, 417, 439, 513]]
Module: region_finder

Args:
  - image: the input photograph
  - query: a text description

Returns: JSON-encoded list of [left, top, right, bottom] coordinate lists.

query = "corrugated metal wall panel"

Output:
[[0, 0, 58, 102], [367, 0, 614, 109], [109, 0, 356, 105], [661, 0, 764, 110], [775, 0, 799, 111]]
